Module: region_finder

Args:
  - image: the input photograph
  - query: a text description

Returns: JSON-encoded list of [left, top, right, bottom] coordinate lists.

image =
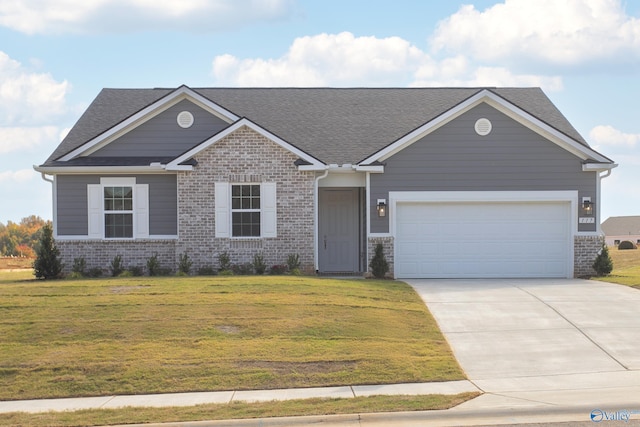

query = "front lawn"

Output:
[[0, 273, 463, 400], [593, 246, 640, 287]]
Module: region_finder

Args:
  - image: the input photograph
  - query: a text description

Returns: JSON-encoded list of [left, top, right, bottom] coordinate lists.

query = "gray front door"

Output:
[[318, 188, 360, 273]]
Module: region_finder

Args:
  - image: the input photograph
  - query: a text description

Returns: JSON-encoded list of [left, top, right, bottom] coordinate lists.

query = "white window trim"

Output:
[[214, 182, 277, 239], [231, 183, 262, 238], [87, 177, 149, 240]]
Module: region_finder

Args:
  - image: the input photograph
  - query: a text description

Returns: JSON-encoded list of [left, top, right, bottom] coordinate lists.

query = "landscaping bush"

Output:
[[197, 266, 217, 276], [369, 243, 389, 279], [592, 244, 613, 276], [618, 240, 637, 250], [87, 267, 103, 278], [178, 252, 193, 275], [232, 263, 253, 275], [252, 253, 266, 275], [286, 253, 301, 271], [128, 266, 144, 276], [218, 251, 231, 272], [146, 253, 160, 276], [33, 224, 63, 280], [72, 257, 86, 276], [109, 255, 125, 277], [269, 264, 287, 275]]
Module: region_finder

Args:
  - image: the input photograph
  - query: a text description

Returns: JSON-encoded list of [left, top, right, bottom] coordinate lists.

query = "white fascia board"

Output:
[[166, 118, 324, 170], [359, 89, 613, 165], [59, 86, 239, 161], [582, 163, 618, 172], [354, 165, 384, 173], [33, 165, 174, 174]]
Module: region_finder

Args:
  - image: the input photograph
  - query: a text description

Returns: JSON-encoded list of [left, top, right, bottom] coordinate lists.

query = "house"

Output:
[[34, 86, 616, 278], [602, 216, 640, 246]]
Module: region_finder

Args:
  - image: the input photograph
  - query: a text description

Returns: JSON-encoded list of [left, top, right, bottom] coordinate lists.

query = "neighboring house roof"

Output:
[[601, 216, 640, 236], [42, 86, 609, 167]]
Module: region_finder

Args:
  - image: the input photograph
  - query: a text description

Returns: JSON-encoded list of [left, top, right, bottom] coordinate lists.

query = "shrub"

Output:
[[197, 266, 217, 276], [110, 255, 125, 277], [369, 243, 389, 279], [128, 266, 144, 277], [618, 240, 637, 250], [72, 257, 86, 276], [593, 244, 614, 276], [286, 253, 301, 272], [218, 252, 231, 272], [269, 264, 287, 275], [289, 268, 301, 276], [253, 253, 267, 275], [146, 253, 161, 276], [219, 269, 234, 276], [33, 224, 64, 280], [178, 252, 193, 275], [232, 263, 253, 275], [87, 267, 103, 278]]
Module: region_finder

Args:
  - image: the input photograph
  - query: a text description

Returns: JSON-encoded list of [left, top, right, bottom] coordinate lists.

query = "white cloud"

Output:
[[589, 125, 640, 148], [213, 32, 430, 86], [212, 32, 563, 91], [431, 0, 640, 66], [0, 0, 295, 34], [0, 51, 70, 125], [0, 126, 60, 154], [0, 169, 36, 184]]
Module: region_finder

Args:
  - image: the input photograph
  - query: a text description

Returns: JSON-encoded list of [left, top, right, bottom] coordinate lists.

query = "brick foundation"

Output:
[[574, 235, 604, 277]]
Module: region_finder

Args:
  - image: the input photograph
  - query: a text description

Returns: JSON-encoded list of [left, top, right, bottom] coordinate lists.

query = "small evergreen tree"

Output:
[[369, 243, 389, 279], [592, 244, 613, 276], [33, 224, 63, 279]]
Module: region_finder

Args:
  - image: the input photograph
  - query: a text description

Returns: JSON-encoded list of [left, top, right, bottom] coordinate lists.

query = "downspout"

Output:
[[314, 168, 330, 272], [39, 171, 56, 236], [596, 169, 613, 234]]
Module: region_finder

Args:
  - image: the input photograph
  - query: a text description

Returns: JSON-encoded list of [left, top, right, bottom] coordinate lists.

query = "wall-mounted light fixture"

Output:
[[582, 197, 594, 216], [377, 199, 387, 217]]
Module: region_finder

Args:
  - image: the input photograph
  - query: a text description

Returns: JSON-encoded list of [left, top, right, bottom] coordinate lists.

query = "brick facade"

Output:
[[176, 126, 317, 273], [574, 234, 604, 277], [366, 236, 394, 277], [57, 239, 176, 274]]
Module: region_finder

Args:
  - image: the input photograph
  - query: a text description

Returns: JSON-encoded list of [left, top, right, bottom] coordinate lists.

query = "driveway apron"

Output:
[[407, 279, 640, 409]]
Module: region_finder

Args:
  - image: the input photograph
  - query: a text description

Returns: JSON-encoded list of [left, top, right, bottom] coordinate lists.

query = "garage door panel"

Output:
[[395, 201, 571, 278]]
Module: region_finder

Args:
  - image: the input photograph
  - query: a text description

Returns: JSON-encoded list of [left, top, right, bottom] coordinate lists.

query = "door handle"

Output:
[[324, 235, 327, 250]]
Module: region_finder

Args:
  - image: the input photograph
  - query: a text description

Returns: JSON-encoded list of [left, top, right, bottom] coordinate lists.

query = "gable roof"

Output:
[[602, 216, 640, 236], [41, 86, 612, 168]]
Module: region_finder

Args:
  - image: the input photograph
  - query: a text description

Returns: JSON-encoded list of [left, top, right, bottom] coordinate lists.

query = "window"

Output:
[[104, 186, 133, 238], [87, 178, 149, 239], [214, 182, 276, 239], [231, 184, 261, 237]]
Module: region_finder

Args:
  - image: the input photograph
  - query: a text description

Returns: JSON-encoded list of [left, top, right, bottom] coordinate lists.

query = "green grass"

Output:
[[0, 273, 463, 401], [593, 246, 640, 287], [0, 393, 480, 427]]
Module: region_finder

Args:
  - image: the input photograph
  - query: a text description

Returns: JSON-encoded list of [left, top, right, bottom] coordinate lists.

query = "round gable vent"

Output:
[[474, 118, 492, 136], [177, 111, 194, 129]]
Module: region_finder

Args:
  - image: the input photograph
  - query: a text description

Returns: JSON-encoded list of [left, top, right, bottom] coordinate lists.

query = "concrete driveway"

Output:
[[407, 279, 640, 411]]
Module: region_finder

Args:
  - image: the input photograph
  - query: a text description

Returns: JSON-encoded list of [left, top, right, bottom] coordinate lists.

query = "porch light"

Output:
[[582, 197, 594, 216], [377, 199, 387, 217]]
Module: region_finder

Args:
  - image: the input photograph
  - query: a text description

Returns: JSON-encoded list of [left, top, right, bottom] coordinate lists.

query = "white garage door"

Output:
[[395, 202, 571, 278]]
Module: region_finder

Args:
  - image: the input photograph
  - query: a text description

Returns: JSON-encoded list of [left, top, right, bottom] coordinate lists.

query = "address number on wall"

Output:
[[579, 217, 595, 223]]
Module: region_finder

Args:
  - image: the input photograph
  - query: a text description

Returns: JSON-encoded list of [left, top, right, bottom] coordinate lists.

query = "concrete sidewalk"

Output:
[[0, 380, 479, 414]]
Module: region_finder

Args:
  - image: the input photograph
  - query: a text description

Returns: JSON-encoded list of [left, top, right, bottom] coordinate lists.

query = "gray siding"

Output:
[[370, 103, 598, 233], [56, 174, 177, 236], [91, 100, 230, 157]]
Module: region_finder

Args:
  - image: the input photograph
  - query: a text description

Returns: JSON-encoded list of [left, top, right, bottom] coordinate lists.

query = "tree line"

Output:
[[0, 216, 50, 258]]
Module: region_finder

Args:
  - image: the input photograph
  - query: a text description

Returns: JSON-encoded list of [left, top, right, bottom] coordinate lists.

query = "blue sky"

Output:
[[1, 0, 639, 224]]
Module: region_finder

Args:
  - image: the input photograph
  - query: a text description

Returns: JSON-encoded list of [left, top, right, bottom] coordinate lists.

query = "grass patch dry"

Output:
[[0, 273, 463, 401], [593, 246, 640, 288], [0, 393, 479, 427]]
